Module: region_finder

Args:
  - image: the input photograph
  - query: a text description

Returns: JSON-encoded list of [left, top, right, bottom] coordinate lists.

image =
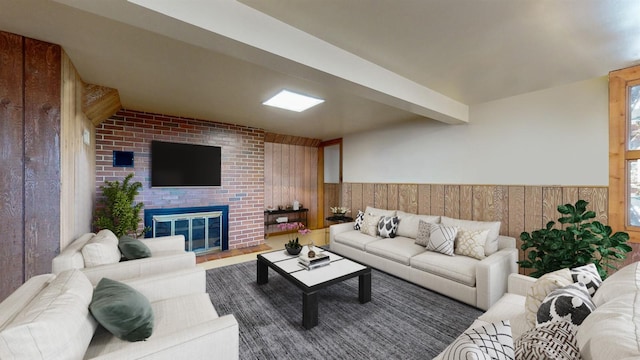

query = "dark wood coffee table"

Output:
[[257, 249, 371, 329]]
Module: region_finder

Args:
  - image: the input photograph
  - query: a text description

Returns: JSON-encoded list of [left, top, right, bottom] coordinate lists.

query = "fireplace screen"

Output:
[[152, 211, 223, 253]]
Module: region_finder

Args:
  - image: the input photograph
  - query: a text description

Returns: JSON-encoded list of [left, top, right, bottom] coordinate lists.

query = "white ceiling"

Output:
[[1, 0, 639, 140]]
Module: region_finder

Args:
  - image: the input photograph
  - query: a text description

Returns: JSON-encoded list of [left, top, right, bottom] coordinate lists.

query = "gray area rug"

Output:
[[206, 260, 482, 360]]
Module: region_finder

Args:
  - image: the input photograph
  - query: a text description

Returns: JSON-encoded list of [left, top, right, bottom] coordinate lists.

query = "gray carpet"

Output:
[[206, 261, 482, 360]]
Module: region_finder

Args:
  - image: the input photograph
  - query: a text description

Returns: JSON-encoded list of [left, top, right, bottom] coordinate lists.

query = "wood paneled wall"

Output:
[[60, 52, 96, 250], [341, 183, 608, 271], [0, 31, 61, 300], [323, 183, 341, 226], [264, 142, 319, 229]]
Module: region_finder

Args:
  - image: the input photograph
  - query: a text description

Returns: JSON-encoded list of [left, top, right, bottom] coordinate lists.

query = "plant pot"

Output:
[[285, 245, 302, 255]]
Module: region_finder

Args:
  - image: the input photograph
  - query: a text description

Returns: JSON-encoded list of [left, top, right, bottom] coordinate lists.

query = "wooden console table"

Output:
[[264, 208, 308, 236]]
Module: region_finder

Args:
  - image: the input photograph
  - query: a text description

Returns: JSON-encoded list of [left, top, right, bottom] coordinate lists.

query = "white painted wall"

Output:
[[343, 76, 609, 186]]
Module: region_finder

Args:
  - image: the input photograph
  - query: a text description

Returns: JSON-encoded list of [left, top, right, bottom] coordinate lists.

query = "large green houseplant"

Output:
[[519, 200, 631, 279], [94, 173, 148, 238]]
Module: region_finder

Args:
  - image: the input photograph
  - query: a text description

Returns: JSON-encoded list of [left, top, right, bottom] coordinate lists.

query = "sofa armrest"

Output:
[[475, 247, 518, 310], [88, 314, 239, 360], [140, 235, 186, 253], [81, 252, 196, 285], [120, 267, 206, 302], [507, 273, 536, 297], [329, 222, 355, 245]]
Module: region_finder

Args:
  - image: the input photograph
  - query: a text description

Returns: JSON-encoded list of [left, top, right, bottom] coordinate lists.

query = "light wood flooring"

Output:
[[197, 229, 328, 270]]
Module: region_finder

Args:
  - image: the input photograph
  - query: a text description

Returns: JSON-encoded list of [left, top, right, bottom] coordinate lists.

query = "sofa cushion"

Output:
[[577, 293, 640, 360], [570, 263, 601, 296], [524, 268, 572, 328], [441, 216, 501, 256], [515, 320, 580, 360], [360, 213, 380, 237], [410, 251, 478, 286], [454, 228, 489, 260], [442, 320, 514, 360], [334, 230, 380, 251], [365, 237, 425, 266], [364, 206, 396, 217], [395, 211, 440, 239], [536, 282, 595, 328], [85, 293, 219, 358], [592, 261, 639, 307], [82, 230, 122, 267], [119, 236, 152, 260], [0, 270, 97, 360], [426, 223, 458, 256], [377, 216, 399, 238], [90, 277, 154, 342]]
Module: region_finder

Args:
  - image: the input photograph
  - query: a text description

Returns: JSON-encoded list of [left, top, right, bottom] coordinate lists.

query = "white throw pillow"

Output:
[[395, 211, 440, 239], [426, 223, 457, 256], [442, 320, 514, 360], [455, 228, 489, 260], [360, 213, 380, 237], [441, 216, 501, 255], [81, 231, 122, 267]]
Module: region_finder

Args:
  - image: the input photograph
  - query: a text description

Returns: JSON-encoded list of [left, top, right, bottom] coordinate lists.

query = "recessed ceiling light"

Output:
[[262, 89, 325, 112]]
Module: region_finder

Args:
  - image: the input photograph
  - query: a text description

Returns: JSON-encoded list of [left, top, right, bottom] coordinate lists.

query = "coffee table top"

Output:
[[258, 249, 368, 288]]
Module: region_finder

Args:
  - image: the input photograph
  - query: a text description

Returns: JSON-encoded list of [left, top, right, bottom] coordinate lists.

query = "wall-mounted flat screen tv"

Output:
[[151, 140, 221, 187]]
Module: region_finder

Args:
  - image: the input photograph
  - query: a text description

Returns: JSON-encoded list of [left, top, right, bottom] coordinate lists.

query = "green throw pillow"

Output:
[[89, 278, 154, 341], [118, 236, 152, 260]]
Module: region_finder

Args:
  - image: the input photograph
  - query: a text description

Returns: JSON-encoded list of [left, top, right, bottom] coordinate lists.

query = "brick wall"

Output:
[[95, 109, 265, 249]]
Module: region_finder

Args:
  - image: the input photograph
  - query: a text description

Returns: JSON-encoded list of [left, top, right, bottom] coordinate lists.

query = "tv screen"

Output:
[[151, 141, 221, 187]]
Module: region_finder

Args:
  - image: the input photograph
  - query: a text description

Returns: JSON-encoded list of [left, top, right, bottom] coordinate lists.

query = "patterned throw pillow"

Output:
[[360, 213, 380, 237], [377, 216, 399, 238], [442, 320, 514, 360], [524, 268, 573, 329], [537, 282, 595, 328], [414, 220, 432, 246], [570, 263, 602, 296], [515, 321, 580, 360], [455, 228, 489, 260], [353, 210, 365, 230], [426, 223, 457, 256]]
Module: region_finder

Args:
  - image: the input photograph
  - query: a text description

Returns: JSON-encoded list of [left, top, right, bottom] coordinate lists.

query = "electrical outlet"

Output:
[[83, 129, 90, 145]]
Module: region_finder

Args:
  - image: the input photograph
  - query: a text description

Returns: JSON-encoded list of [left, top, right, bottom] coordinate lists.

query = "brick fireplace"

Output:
[[95, 109, 265, 250]]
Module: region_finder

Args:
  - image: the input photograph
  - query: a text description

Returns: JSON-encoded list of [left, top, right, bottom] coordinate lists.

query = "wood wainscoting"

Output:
[[340, 183, 608, 273]]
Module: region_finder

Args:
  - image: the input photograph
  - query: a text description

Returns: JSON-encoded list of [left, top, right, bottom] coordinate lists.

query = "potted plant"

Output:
[[278, 222, 310, 255], [94, 173, 149, 238], [518, 199, 631, 279]]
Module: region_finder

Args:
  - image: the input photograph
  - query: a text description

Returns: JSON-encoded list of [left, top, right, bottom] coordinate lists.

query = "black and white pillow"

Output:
[[515, 321, 580, 360], [570, 263, 602, 296], [537, 282, 595, 328], [377, 216, 399, 238], [353, 210, 365, 230], [443, 320, 514, 360]]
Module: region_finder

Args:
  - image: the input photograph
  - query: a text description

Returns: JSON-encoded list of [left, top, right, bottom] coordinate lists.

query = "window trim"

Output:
[[609, 65, 640, 243]]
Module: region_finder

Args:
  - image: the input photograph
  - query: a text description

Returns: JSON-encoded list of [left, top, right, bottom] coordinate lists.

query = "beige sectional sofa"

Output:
[[0, 267, 239, 359], [329, 207, 518, 310], [436, 261, 640, 360]]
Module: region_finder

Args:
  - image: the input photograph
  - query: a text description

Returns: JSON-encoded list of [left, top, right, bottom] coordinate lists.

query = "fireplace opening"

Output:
[[144, 205, 229, 254]]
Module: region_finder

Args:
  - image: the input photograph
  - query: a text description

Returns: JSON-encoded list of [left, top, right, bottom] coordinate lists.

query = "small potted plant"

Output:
[[278, 222, 309, 255], [330, 206, 350, 218], [285, 237, 302, 255]]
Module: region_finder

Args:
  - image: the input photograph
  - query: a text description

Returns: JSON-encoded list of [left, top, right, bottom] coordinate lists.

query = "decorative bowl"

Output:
[[285, 245, 302, 255]]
